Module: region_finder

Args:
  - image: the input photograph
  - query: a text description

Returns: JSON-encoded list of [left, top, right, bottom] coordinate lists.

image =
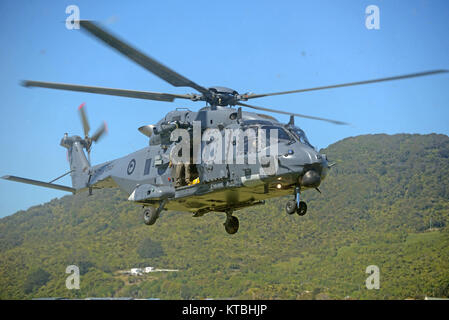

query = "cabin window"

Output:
[[144, 159, 152, 175]]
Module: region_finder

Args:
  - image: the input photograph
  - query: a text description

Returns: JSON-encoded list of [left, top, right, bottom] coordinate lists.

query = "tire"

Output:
[[296, 201, 307, 216], [143, 207, 158, 225], [285, 200, 297, 215], [224, 216, 239, 234]]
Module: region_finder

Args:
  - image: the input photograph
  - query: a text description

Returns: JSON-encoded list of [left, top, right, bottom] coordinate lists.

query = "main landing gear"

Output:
[[285, 186, 307, 216], [142, 200, 167, 225], [223, 210, 239, 235], [143, 207, 158, 225]]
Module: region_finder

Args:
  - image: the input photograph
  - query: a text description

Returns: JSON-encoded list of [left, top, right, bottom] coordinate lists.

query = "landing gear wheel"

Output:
[[224, 216, 239, 235], [143, 207, 158, 225], [286, 200, 297, 215], [296, 201, 307, 216]]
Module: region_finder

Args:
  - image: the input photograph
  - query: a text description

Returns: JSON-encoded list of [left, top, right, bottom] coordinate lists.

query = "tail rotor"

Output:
[[78, 102, 107, 164]]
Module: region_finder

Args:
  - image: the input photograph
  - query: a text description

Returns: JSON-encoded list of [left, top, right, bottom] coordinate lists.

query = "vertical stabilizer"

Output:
[[60, 134, 90, 190]]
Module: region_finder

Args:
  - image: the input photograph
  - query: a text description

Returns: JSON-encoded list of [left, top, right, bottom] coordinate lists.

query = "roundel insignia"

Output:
[[127, 159, 136, 175]]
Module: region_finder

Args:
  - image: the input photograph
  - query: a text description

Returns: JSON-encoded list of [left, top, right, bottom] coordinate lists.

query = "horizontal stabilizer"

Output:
[[1, 175, 76, 193]]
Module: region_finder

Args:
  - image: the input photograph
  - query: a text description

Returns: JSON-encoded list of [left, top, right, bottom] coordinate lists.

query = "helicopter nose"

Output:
[[320, 154, 330, 181], [278, 146, 328, 187], [299, 152, 329, 188], [301, 169, 321, 188]]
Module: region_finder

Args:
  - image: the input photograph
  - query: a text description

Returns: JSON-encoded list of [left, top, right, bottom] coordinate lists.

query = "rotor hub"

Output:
[[206, 87, 240, 107]]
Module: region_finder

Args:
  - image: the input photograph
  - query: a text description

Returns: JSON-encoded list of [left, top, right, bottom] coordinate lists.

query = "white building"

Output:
[[130, 268, 143, 276]]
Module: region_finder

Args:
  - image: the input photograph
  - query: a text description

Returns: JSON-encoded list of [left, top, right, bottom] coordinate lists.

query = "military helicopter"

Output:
[[2, 21, 446, 234]]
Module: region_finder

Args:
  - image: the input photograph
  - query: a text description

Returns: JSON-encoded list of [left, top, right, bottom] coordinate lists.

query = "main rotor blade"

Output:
[[78, 103, 90, 137], [22, 80, 194, 102], [79, 20, 210, 96], [245, 70, 448, 99], [236, 102, 348, 125]]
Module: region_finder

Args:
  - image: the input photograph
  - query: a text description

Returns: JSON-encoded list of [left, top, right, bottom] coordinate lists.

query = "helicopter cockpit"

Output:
[[288, 126, 314, 148], [240, 120, 295, 154], [242, 120, 308, 145], [261, 125, 292, 142]]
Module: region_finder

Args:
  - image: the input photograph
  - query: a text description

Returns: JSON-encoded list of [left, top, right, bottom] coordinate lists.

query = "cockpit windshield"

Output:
[[289, 126, 314, 148], [241, 123, 300, 147], [261, 125, 292, 142]]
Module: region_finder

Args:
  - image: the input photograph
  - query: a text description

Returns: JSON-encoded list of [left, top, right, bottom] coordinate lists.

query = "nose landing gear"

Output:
[[285, 186, 308, 216], [296, 201, 307, 216]]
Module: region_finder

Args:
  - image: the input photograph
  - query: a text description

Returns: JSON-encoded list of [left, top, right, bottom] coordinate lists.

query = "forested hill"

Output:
[[1, 133, 448, 299]]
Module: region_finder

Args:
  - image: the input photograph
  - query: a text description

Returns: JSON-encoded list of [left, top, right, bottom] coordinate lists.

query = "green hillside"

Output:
[[1, 133, 448, 299]]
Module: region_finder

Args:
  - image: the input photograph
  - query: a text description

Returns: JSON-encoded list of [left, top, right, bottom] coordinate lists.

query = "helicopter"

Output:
[[2, 20, 446, 234]]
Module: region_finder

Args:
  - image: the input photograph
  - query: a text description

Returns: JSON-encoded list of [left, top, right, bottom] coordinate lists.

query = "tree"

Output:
[[136, 238, 165, 259], [24, 268, 51, 294]]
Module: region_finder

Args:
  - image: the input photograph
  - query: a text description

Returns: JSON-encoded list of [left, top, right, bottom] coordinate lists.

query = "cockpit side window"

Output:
[[240, 124, 295, 150], [289, 126, 314, 148], [261, 125, 292, 142]]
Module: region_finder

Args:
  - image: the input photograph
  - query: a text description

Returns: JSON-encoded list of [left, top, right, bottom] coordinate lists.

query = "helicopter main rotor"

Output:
[[22, 20, 448, 125]]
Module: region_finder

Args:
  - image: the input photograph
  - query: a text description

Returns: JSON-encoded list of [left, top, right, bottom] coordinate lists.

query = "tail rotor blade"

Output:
[[78, 103, 90, 138], [91, 121, 107, 142]]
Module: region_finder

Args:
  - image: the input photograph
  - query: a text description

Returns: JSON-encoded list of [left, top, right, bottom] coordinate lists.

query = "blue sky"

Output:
[[0, 0, 448, 218]]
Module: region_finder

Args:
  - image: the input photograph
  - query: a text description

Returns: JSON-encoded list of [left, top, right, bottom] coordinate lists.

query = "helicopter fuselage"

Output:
[[85, 107, 329, 216]]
